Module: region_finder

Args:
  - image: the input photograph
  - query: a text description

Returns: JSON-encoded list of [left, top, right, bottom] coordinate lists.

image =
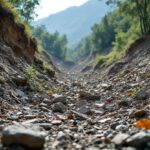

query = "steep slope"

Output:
[[35, 0, 109, 45], [0, 4, 36, 64], [0, 2, 56, 106]]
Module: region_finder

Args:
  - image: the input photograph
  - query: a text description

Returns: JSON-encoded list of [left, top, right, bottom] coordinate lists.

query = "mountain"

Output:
[[35, 0, 109, 46]]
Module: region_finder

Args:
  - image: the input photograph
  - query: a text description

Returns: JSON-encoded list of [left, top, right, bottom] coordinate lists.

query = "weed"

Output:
[[24, 66, 44, 92]]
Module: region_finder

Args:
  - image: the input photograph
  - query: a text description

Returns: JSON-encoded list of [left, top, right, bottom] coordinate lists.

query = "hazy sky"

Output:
[[36, 0, 88, 20]]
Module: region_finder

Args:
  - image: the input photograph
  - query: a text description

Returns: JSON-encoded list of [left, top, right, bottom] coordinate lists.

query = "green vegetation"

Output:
[[33, 26, 68, 60], [24, 66, 36, 80], [70, 0, 150, 69], [6, 0, 40, 22], [24, 66, 44, 92]]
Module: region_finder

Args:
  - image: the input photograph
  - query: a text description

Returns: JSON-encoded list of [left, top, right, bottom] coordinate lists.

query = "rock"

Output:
[[101, 83, 112, 90], [108, 61, 126, 75], [85, 129, 96, 134], [136, 90, 149, 100], [94, 102, 106, 108], [122, 147, 137, 150], [0, 76, 5, 84], [51, 102, 66, 113], [51, 120, 62, 125], [53, 94, 67, 104], [92, 137, 102, 144], [133, 109, 147, 118], [115, 124, 128, 132], [15, 89, 25, 97], [77, 106, 92, 115], [112, 133, 129, 145], [46, 67, 55, 78], [1, 124, 46, 149], [35, 123, 52, 130], [12, 75, 27, 86], [110, 122, 120, 130], [0, 63, 8, 72], [0, 87, 4, 97], [118, 100, 129, 107], [125, 131, 150, 147], [103, 130, 113, 137], [57, 131, 70, 141], [79, 91, 100, 100]]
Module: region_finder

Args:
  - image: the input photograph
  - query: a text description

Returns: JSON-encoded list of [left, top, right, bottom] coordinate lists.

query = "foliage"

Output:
[[72, 0, 150, 69], [33, 26, 68, 60], [91, 12, 116, 52], [6, 0, 40, 22], [93, 50, 122, 69], [24, 66, 44, 92], [24, 66, 36, 80], [68, 36, 92, 61], [102, 0, 150, 35]]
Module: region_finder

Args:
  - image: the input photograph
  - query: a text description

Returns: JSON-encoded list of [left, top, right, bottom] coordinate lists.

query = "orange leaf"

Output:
[[47, 90, 54, 96], [135, 119, 150, 130], [67, 114, 74, 119], [127, 91, 134, 97]]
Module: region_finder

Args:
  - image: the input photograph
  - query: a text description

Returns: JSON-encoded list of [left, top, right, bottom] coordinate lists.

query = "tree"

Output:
[[33, 26, 68, 60], [7, 0, 40, 22], [101, 0, 150, 35], [91, 13, 116, 52]]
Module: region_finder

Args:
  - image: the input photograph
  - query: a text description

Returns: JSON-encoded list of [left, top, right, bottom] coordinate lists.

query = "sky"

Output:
[[36, 0, 88, 20]]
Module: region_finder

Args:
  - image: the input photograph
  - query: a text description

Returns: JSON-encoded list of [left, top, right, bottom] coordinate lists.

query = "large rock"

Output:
[[136, 90, 149, 100], [1, 124, 47, 149], [112, 133, 129, 145], [52, 94, 67, 104], [51, 102, 66, 113], [125, 131, 150, 147]]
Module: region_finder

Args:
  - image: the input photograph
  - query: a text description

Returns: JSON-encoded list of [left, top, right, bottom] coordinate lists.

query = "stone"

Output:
[[92, 137, 102, 144], [0, 76, 5, 84], [53, 94, 67, 104], [85, 129, 96, 134], [110, 122, 120, 130], [1, 124, 46, 149], [101, 83, 112, 90], [79, 91, 100, 100], [0, 87, 4, 97], [125, 131, 150, 147], [12, 75, 27, 86], [46, 67, 55, 78], [136, 90, 149, 100], [57, 131, 70, 141], [77, 106, 92, 115], [118, 101, 129, 107], [133, 109, 147, 118], [15, 89, 25, 97], [35, 123, 52, 130], [103, 130, 113, 137], [51, 102, 66, 113], [115, 124, 128, 132], [51, 120, 62, 125], [112, 133, 129, 145]]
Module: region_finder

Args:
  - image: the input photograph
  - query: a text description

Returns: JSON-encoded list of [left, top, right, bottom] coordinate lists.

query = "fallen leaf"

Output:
[[136, 119, 150, 130], [47, 90, 54, 96], [127, 91, 134, 97], [67, 114, 74, 119]]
